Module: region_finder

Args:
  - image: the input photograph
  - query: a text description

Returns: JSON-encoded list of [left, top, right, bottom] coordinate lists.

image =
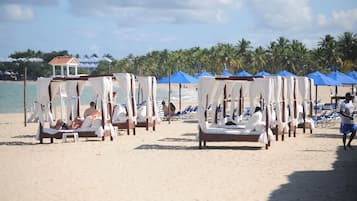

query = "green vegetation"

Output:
[[1, 32, 356, 80]]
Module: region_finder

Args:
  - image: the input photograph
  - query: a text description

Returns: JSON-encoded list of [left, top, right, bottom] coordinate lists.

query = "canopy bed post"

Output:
[[48, 83, 52, 113], [76, 83, 80, 117], [293, 78, 297, 137], [239, 87, 243, 116], [281, 77, 285, 141], [151, 77, 156, 131], [309, 78, 313, 134], [223, 84, 227, 122]]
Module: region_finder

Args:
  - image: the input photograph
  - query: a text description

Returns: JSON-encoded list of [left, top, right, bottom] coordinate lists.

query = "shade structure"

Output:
[[158, 71, 198, 84], [307, 71, 342, 115], [255, 71, 271, 76], [220, 67, 233, 76], [347, 71, 357, 80], [327, 70, 357, 85], [194, 71, 213, 78], [307, 71, 342, 86], [327, 70, 357, 110], [275, 70, 296, 77], [235, 70, 252, 76], [158, 71, 198, 115]]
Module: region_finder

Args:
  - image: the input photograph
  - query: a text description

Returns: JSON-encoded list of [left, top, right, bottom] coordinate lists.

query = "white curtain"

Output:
[[36, 77, 51, 125], [114, 73, 136, 122], [88, 76, 113, 126], [152, 76, 158, 121], [137, 76, 151, 120], [65, 81, 78, 122], [198, 77, 215, 127]]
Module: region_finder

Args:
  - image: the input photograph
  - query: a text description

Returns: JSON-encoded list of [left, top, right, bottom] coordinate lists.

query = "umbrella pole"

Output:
[[335, 86, 338, 110], [168, 70, 171, 124], [315, 86, 318, 116], [179, 83, 182, 112]]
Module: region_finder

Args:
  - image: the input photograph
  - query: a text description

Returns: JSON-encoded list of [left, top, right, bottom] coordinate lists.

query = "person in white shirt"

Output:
[[338, 92, 356, 150]]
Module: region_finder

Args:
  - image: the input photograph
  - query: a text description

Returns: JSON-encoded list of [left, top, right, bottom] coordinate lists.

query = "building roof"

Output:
[[48, 56, 80, 66]]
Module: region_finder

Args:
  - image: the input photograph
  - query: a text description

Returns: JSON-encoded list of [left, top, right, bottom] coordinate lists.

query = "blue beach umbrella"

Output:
[[255, 71, 271, 76], [275, 70, 296, 77], [326, 70, 357, 85], [158, 71, 198, 84], [307, 71, 342, 86], [327, 70, 357, 105], [158, 71, 197, 113], [194, 71, 213, 78], [235, 70, 252, 76], [221, 67, 233, 76], [347, 71, 357, 80], [307, 71, 342, 114]]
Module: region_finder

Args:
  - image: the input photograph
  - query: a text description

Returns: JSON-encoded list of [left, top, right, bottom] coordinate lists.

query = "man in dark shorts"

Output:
[[339, 92, 356, 150]]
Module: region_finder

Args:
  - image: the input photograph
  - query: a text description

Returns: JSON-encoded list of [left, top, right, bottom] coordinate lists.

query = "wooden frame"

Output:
[[38, 122, 112, 144]]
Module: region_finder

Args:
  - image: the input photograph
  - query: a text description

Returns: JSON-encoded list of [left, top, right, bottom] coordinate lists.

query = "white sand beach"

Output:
[[0, 111, 356, 201]]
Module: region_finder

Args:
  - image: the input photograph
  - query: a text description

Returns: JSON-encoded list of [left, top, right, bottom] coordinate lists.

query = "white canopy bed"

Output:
[[197, 76, 274, 149], [36, 75, 114, 143]]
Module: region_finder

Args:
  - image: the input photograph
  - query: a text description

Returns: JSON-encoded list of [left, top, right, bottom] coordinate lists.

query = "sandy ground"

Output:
[[0, 112, 356, 201]]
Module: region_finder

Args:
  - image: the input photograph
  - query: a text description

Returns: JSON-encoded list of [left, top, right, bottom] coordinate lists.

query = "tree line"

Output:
[[1, 32, 356, 80]]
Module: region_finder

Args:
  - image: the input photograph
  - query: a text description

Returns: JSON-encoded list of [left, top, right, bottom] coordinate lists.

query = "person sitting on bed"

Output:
[[112, 104, 127, 122], [162, 100, 176, 116], [246, 106, 263, 130], [84, 101, 99, 118]]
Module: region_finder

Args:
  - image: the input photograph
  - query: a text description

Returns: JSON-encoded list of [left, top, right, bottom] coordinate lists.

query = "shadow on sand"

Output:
[[268, 146, 357, 201], [158, 137, 196, 142], [0, 141, 37, 146], [12, 134, 36, 139], [310, 133, 342, 139]]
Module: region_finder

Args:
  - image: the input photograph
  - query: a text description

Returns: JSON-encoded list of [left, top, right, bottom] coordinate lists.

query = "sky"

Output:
[[0, 0, 357, 59]]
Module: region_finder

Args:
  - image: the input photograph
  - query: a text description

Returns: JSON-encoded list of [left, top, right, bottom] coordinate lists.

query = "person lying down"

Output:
[[112, 104, 128, 123], [54, 112, 102, 130], [225, 106, 264, 131]]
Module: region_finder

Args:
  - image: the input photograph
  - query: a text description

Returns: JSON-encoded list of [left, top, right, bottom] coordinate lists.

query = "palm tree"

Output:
[[337, 32, 357, 61], [318, 34, 339, 68], [251, 46, 266, 73]]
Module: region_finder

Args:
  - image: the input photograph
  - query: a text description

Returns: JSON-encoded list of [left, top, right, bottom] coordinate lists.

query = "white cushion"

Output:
[[246, 111, 262, 130], [254, 123, 266, 132], [113, 104, 127, 122], [81, 116, 92, 128], [137, 105, 147, 122], [91, 119, 102, 129]]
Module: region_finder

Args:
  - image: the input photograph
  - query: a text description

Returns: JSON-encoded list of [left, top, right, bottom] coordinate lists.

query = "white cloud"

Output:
[[249, 0, 313, 31], [0, 4, 33, 22], [316, 8, 357, 31], [331, 9, 357, 29], [0, 0, 57, 6], [69, 0, 243, 25]]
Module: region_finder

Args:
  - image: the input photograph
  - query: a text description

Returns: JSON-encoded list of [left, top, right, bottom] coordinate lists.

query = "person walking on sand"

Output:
[[338, 92, 356, 150]]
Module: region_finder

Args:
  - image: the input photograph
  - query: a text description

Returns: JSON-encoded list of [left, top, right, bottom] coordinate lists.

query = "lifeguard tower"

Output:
[[49, 56, 80, 77]]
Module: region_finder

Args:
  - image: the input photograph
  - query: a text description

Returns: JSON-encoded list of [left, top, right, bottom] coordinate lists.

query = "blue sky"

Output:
[[1, 0, 357, 59]]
